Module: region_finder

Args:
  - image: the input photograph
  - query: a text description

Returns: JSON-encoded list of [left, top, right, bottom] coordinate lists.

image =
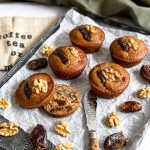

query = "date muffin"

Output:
[[69, 25, 105, 53], [44, 84, 80, 118], [89, 63, 130, 99], [15, 73, 55, 108], [48, 46, 87, 80], [110, 36, 148, 67]]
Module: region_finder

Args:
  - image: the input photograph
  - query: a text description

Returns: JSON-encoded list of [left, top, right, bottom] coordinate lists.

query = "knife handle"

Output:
[[89, 131, 100, 150]]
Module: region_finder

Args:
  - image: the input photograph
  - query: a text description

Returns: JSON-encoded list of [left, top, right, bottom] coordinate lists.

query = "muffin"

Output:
[[44, 84, 81, 118], [15, 73, 55, 108], [89, 63, 130, 99], [110, 36, 148, 67], [69, 25, 105, 53], [48, 46, 87, 80]]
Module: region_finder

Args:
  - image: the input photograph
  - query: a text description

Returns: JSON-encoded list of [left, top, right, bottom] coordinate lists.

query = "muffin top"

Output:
[[110, 36, 148, 61], [69, 25, 105, 46], [48, 46, 87, 73], [44, 84, 81, 117], [89, 63, 130, 93], [15, 73, 55, 108]]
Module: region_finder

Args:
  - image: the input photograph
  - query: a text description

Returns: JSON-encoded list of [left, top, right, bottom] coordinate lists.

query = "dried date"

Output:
[[53, 49, 69, 64], [118, 37, 129, 52], [121, 101, 142, 113], [140, 65, 150, 81], [96, 70, 106, 85], [27, 58, 48, 70], [104, 132, 129, 150], [24, 81, 31, 98], [30, 124, 49, 150], [79, 27, 91, 41]]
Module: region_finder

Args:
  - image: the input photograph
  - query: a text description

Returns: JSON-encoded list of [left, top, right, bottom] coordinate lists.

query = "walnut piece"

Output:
[[85, 25, 96, 33], [69, 47, 79, 57], [32, 79, 48, 94], [0, 122, 19, 136], [54, 143, 74, 150], [0, 98, 10, 109], [54, 120, 71, 137], [105, 112, 120, 128], [137, 87, 150, 99], [102, 67, 122, 82], [41, 45, 54, 57]]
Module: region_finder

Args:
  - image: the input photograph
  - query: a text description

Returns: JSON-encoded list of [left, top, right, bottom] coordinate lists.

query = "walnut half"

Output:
[[137, 87, 150, 99], [105, 112, 120, 128], [54, 120, 71, 137], [32, 79, 48, 95], [0, 98, 10, 109], [41, 45, 54, 57], [54, 143, 74, 150], [0, 122, 19, 136]]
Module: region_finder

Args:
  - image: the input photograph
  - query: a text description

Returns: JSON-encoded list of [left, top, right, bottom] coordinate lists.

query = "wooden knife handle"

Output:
[[89, 131, 100, 150]]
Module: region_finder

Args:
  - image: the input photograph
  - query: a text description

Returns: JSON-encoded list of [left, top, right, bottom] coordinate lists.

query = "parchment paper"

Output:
[[0, 9, 150, 150]]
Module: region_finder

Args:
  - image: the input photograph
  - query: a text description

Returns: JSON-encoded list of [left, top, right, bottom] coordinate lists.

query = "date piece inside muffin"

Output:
[[44, 84, 80, 118], [48, 46, 88, 80], [69, 25, 105, 53], [89, 62, 130, 99], [15, 73, 55, 108], [110, 36, 148, 67]]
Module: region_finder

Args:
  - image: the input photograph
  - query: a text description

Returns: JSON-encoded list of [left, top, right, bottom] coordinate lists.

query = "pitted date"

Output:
[[30, 124, 49, 150], [96, 70, 106, 85], [118, 37, 129, 52], [121, 101, 142, 112], [27, 58, 48, 70], [53, 49, 68, 64], [140, 65, 150, 81], [104, 132, 129, 150], [24, 81, 31, 98], [79, 27, 91, 41]]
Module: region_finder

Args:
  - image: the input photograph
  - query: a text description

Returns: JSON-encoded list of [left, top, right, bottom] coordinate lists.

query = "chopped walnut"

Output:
[[54, 143, 74, 150], [102, 67, 122, 82], [105, 112, 120, 128], [54, 120, 71, 137], [69, 47, 79, 57], [0, 122, 19, 136], [128, 38, 139, 51], [32, 79, 48, 94], [137, 87, 150, 99], [41, 45, 54, 57], [85, 25, 96, 33], [0, 98, 10, 109]]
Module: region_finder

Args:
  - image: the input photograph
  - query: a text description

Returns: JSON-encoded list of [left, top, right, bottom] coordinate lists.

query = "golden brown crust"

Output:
[[15, 73, 55, 108], [44, 84, 80, 118], [110, 36, 148, 68], [48, 46, 88, 80], [89, 63, 130, 99], [69, 25, 105, 53]]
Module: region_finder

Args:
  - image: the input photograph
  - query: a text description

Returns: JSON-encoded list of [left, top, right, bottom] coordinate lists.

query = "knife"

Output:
[[83, 90, 100, 150]]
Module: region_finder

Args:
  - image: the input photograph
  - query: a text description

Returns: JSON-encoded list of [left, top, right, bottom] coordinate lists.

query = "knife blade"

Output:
[[83, 90, 100, 150]]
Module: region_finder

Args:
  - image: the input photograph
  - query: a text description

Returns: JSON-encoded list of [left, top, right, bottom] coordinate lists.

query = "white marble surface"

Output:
[[0, 2, 149, 150]]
